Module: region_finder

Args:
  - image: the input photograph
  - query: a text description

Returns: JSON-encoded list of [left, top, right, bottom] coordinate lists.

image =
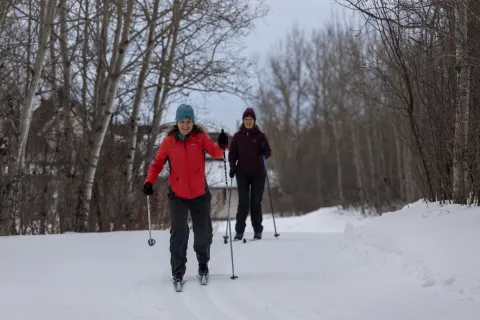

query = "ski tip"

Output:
[[242, 238, 247, 243], [173, 280, 186, 292], [198, 274, 209, 285]]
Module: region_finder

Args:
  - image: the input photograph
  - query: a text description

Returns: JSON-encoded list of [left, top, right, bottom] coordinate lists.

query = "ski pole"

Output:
[[222, 147, 230, 243], [263, 155, 279, 238], [147, 195, 156, 246], [223, 179, 233, 244], [222, 147, 238, 279], [226, 178, 238, 279]]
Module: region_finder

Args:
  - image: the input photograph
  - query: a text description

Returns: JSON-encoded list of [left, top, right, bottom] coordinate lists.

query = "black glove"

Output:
[[142, 182, 153, 195], [229, 169, 235, 178], [218, 129, 228, 150]]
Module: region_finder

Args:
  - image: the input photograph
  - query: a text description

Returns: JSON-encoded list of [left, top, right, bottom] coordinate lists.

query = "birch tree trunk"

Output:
[[58, 0, 77, 230], [25, 0, 33, 97], [16, 0, 57, 173], [144, 77, 169, 172], [2, 0, 57, 236], [91, 0, 110, 121], [125, 0, 160, 177], [81, 0, 89, 119], [124, 0, 162, 229], [76, 0, 135, 232], [144, 19, 181, 170], [452, 1, 470, 204]]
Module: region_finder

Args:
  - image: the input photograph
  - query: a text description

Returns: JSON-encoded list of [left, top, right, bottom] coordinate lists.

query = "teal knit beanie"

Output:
[[175, 104, 195, 123]]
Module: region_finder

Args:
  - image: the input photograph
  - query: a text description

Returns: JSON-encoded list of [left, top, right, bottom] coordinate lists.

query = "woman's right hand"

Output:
[[143, 182, 153, 195]]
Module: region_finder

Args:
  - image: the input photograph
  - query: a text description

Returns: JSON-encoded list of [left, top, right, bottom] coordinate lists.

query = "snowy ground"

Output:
[[1, 200, 479, 319]]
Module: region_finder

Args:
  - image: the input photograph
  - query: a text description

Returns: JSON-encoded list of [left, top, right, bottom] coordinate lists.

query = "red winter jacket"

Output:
[[145, 129, 224, 199]]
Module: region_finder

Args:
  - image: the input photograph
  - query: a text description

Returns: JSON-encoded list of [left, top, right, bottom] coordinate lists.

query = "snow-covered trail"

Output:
[[2, 221, 478, 320]]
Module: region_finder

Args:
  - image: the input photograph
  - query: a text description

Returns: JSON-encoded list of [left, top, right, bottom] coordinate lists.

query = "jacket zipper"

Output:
[[184, 137, 193, 197]]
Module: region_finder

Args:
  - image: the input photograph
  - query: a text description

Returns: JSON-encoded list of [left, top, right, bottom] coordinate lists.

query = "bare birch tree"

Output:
[[75, 0, 176, 231], [16, 0, 58, 173]]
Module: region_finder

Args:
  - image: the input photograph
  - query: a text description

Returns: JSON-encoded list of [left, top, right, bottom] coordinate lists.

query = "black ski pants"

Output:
[[168, 190, 213, 276], [235, 172, 266, 234]]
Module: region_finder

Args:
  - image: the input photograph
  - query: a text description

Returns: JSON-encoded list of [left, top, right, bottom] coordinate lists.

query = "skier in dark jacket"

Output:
[[142, 104, 228, 283], [228, 107, 271, 240]]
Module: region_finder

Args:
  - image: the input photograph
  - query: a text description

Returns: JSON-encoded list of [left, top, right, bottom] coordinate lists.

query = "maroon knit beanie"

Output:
[[242, 107, 256, 120]]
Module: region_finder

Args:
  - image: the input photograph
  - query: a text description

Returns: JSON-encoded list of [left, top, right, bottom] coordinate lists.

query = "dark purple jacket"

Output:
[[229, 126, 272, 177]]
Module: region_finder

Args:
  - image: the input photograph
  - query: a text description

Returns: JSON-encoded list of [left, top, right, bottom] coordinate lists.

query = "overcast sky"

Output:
[[163, 0, 353, 134]]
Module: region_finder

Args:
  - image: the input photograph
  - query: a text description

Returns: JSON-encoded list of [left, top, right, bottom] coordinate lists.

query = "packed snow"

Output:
[[1, 200, 479, 319]]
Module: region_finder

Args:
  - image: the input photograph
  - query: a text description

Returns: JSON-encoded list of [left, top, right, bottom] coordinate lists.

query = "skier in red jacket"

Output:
[[228, 107, 271, 241], [143, 104, 228, 283]]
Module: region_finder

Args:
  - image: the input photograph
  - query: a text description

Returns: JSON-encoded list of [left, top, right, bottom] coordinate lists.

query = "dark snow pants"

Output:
[[235, 172, 266, 234], [168, 190, 213, 276]]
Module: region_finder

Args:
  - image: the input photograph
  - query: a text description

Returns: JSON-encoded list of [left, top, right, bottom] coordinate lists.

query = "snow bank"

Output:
[[344, 200, 480, 302], [215, 205, 366, 233], [260, 206, 365, 233], [219, 199, 480, 302]]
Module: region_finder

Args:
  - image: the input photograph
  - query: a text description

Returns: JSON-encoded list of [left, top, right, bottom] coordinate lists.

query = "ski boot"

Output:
[[172, 272, 185, 292], [198, 263, 209, 285], [253, 232, 262, 240], [234, 232, 243, 241]]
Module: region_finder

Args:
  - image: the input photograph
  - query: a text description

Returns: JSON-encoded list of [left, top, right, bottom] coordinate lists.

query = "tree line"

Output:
[[0, 0, 268, 235], [255, 0, 480, 215], [2, 0, 478, 236]]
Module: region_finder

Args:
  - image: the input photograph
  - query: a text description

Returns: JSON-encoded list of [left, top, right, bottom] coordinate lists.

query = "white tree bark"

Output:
[[125, 0, 162, 191], [2, 0, 57, 236], [143, 77, 170, 173], [58, 0, 77, 230], [122, 0, 165, 230], [16, 0, 57, 173], [77, 0, 135, 231], [143, 3, 186, 169]]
